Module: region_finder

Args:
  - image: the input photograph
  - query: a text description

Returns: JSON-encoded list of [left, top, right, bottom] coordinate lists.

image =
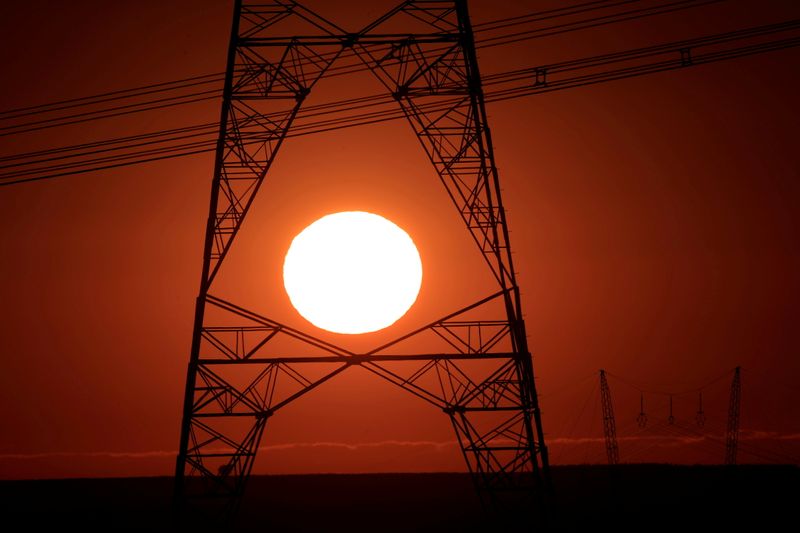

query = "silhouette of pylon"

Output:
[[174, 0, 550, 522], [599, 369, 619, 465], [725, 366, 741, 465]]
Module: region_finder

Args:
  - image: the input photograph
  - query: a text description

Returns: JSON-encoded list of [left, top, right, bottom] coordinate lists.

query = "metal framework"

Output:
[[636, 392, 647, 428], [174, 0, 550, 522], [599, 369, 619, 465], [695, 392, 705, 427], [725, 366, 741, 465]]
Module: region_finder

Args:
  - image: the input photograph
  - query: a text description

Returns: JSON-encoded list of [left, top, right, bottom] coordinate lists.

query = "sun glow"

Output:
[[283, 211, 423, 334]]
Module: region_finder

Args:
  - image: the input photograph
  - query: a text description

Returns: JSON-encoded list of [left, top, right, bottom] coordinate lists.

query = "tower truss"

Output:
[[725, 366, 741, 465], [174, 0, 550, 521], [599, 369, 619, 465]]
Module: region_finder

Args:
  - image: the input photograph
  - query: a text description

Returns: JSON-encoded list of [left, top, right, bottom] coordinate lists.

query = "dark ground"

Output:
[[1, 465, 797, 531]]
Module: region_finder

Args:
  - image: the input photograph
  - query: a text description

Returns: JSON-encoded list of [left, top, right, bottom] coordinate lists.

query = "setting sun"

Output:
[[283, 211, 423, 334]]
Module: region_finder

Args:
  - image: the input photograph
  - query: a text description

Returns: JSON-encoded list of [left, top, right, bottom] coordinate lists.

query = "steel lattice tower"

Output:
[[174, 0, 550, 521], [725, 366, 741, 465], [598, 369, 619, 465]]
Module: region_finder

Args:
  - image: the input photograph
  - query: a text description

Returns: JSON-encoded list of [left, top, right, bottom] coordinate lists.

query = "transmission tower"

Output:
[[599, 370, 619, 465], [636, 392, 647, 428], [725, 366, 741, 465], [174, 0, 550, 522], [695, 392, 705, 427]]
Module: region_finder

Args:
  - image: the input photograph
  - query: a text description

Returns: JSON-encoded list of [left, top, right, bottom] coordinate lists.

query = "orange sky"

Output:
[[1, 0, 799, 479]]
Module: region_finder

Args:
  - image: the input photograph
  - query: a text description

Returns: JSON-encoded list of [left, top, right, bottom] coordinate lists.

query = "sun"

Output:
[[283, 211, 423, 334]]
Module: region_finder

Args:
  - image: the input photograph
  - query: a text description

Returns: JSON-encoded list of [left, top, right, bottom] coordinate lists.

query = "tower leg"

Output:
[[599, 370, 620, 465], [725, 366, 741, 465]]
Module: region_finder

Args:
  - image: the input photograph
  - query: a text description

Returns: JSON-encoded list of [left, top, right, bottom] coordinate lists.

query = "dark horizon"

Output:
[[2, 466, 798, 531]]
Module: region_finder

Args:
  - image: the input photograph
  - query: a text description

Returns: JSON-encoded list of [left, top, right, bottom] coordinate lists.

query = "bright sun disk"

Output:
[[283, 211, 423, 334]]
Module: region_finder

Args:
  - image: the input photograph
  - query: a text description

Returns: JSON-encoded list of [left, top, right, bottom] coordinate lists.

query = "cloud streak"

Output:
[[1, 431, 798, 462]]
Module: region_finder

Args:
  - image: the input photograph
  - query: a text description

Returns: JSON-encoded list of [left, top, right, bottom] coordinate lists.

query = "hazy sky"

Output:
[[1, 0, 799, 478]]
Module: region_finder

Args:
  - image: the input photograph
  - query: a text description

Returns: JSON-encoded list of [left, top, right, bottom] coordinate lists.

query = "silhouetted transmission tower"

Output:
[[599, 369, 619, 465], [173, 0, 550, 523], [725, 366, 742, 465]]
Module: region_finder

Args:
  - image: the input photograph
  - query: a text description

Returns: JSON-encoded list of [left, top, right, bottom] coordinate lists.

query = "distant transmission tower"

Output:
[[599, 370, 619, 465], [173, 0, 550, 522], [725, 366, 741, 465]]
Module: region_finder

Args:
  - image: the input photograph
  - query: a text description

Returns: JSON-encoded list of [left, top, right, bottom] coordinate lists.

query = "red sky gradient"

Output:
[[1, 0, 799, 479]]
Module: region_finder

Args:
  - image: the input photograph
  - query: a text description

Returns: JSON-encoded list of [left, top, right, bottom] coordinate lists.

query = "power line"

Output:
[[478, 0, 726, 49], [2, 16, 797, 186], [0, 73, 226, 122], [605, 368, 738, 396], [0, 0, 723, 133], [0, 90, 220, 137], [0, 122, 218, 164], [472, 0, 640, 32]]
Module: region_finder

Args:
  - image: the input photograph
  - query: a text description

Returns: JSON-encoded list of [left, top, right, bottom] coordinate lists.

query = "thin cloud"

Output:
[[258, 440, 458, 452], [1, 432, 797, 461]]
